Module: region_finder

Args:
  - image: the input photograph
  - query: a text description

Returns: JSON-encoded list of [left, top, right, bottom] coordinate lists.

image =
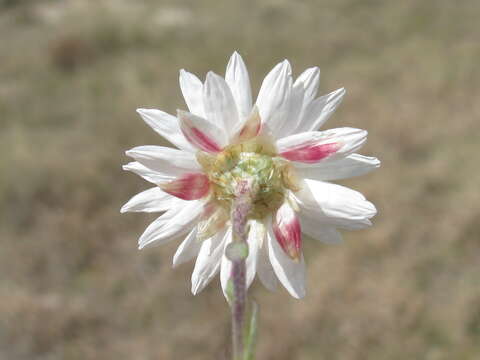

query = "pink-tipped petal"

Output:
[[280, 142, 340, 163], [232, 106, 262, 143], [177, 110, 224, 153], [277, 128, 367, 164], [159, 173, 210, 200], [136, 108, 196, 152], [273, 202, 302, 260], [188, 127, 222, 153]]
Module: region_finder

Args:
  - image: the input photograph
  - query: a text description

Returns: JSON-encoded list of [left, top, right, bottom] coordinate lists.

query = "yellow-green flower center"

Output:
[[197, 136, 299, 219]]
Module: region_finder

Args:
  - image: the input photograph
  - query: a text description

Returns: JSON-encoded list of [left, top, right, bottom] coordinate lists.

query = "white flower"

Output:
[[122, 52, 379, 299]]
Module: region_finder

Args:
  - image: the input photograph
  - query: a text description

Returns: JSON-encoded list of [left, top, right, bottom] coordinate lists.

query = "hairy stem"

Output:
[[228, 180, 255, 360]]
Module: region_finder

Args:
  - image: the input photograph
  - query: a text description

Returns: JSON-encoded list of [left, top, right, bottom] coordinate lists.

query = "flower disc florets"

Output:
[[197, 136, 299, 220]]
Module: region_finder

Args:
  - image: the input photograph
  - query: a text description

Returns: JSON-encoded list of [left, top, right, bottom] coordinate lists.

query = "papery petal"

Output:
[[122, 161, 175, 184], [120, 187, 186, 213], [203, 71, 239, 139], [296, 154, 381, 181], [138, 200, 204, 249], [245, 220, 262, 287], [257, 239, 278, 291], [136, 108, 195, 152], [295, 88, 345, 133], [197, 205, 229, 240], [294, 179, 376, 230], [159, 173, 210, 200], [273, 201, 302, 260], [219, 232, 233, 299], [300, 216, 343, 244], [125, 146, 200, 176], [267, 225, 306, 299], [232, 106, 261, 143], [191, 227, 229, 295], [177, 110, 226, 152], [277, 127, 367, 164], [280, 142, 340, 163], [276, 83, 305, 139], [256, 60, 292, 137], [176, 203, 226, 267], [179, 69, 205, 117], [173, 227, 202, 267], [294, 67, 320, 110], [225, 51, 252, 122]]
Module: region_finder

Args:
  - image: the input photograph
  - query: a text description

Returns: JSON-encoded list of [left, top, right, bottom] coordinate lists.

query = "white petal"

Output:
[[120, 187, 186, 213], [295, 88, 345, 133], [136, 109, 195, 152], [277, 127, 368, 164], [296, 154, 381, 181], [177, 110, 227, 151], [125, 145, 200, 176], [294, 67, 320, 109], [256, 60, 292, 138], [122, 161, 175, 184], [225, 51, 252, 122], [294, 179, 377, 230], [158, 172, 210, 201], [138, 200, 204, 249], [219, 230, 233, 298], [276, 83, 305, 138], [232, 106, 262, 142], [256, 232, 278, 291], [272, 200, 302, 260], [173, 227, 202, 267], [203, 72, 239, 139], [300, 216, 343, 244], [179, 69, 205, 117], [191, 228, 229, 295], [267, 225, 306, 299], [245, 220, 262, 287]]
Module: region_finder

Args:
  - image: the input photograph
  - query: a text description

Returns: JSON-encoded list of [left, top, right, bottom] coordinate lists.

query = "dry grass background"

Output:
[[1, 0, 480, 359]]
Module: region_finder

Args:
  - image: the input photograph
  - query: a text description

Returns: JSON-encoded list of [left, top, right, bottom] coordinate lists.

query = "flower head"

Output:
[[122, 52, 379, 299]]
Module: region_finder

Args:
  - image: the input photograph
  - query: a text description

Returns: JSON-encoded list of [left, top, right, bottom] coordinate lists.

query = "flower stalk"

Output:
[[122, 51, 380, 359], [226, 179, 257, 360]]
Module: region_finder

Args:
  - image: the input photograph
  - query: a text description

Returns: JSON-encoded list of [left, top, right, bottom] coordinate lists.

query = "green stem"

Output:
[[227, 180, 255, 360], [244, 302, 258, 360]]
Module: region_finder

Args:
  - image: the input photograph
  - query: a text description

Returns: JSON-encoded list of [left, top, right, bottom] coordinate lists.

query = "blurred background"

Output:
[[1, 0, 480, 359]]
